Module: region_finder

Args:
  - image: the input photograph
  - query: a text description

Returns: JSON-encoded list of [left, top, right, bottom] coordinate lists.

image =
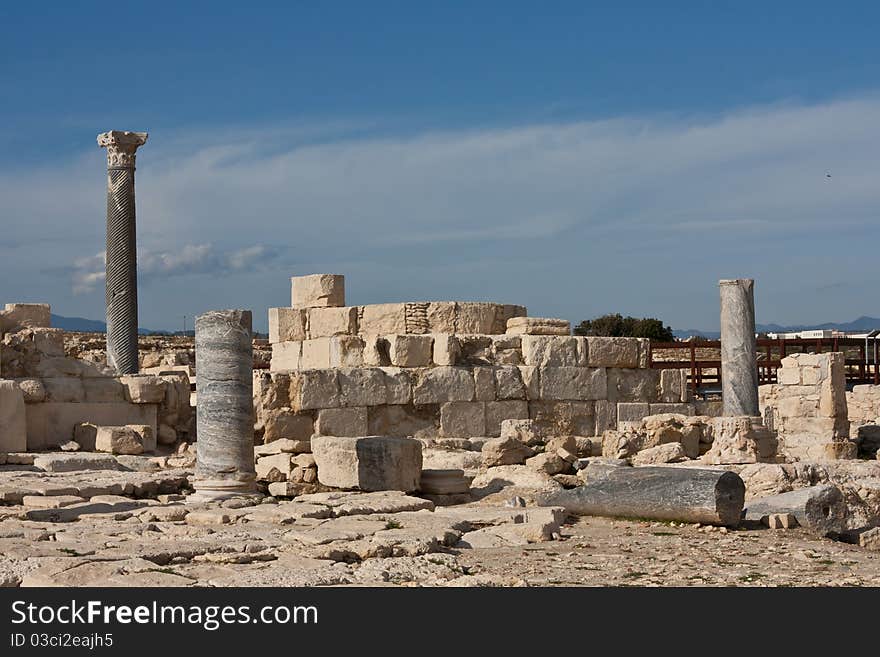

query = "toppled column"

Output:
[[720, 279, 759, 417], [743, 484, 847, 537], [538, 463, 745, 526], [97, 130, 148, 375], [191, 310, 257, 501]]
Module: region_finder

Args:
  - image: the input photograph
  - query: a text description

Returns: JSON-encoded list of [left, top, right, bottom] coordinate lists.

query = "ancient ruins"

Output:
[[1, 134, 880, 587]]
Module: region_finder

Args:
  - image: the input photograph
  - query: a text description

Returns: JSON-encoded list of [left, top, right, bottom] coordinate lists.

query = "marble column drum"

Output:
[[191, 309, 258, 501], [719, 279, 760, 417]]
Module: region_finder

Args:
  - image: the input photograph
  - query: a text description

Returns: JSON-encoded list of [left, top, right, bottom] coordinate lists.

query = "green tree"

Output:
[[574, 313, 674, 342]]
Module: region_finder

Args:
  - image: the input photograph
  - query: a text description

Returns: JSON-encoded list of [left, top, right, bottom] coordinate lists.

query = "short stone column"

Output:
[[97, 130, 148, 375], [190, 310, 257, 501], [720, 279, 759, 417]]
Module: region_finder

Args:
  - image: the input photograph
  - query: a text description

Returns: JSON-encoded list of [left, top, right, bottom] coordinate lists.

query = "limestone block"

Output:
[[32, 453, 121, 472], [594, 400, 617, 433], [500, 418, 545, 446], [255, 437, 312, 456], [291, 274, 345, 309], [617, 402, 651, 425], [82, 377, 126, 403], [412, 367, 475, 404], [506, 317, 570, 336], [777, 367, 801, 385], [270, 341, 302, 371], [822, 441, 858, 460], [474, 367, 495, 401], [380, 367, 412, 405], [660, 369, 688, 403], [387, 334, 433, 367], [268, 307, 308, 343], [157, 424, 177, 445], [481, 436, 534, 467], [291, 370, 341, 411], [43, 377, 85, 403], [801, 367, 821, 385], [0, 380, 26, 452], [764, 513, 798, 529], [494, 366, 525, 400], [538, 367, 607, 401], [15, 378, 45, 403], [95, 426, 145, 455], [0, 303, 51, 333], [367, 405, 438, 439], [360, 303, 407, 334], [300, 338, 332, 369], [432, 334, 460, 366], [703, 416, 776, 465], [25, 402, 157, 451], [456, 302, 499, 334], [606, 368, 660, 402], [263, 410, 314, 442], [859, 527, 880, 550], [649, 403, 695, 416], [526, 452, 568, 475], [256, 453, 293, 482], [636, 339, 651, 369], [585, 337, 640, 368], [631, 443, 686, 465], [426, 302, 458, 333], [362, 335, 390, 366], [522, 336, 580, 367], [73, 422, 98, 450], [120, 375, 166, 404], [329, 336, 365, 368], [312, 435, 422, 491], [440, 401, 486, 438], [518, 366, 540, 400], [485, 401, 529, 436], [316, 407, 369, 436], [338, 368, 388, 407], [308, 306, 358, 338], [529, 401, 596, 436]]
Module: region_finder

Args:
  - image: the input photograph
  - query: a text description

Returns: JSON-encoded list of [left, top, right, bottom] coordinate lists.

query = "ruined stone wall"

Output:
[[0, 306, 192, 452], [759, 352, 853, 461], [847, 385, 880, 426]]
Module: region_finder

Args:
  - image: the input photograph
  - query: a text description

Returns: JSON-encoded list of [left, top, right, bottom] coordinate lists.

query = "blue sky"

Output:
[[1, 2, 879, 332]]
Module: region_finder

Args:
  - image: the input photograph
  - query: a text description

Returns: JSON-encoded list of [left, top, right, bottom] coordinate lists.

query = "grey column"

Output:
[[191, 309, 257, 501], [720, 279, 759, 417], [97, 131, 148, 375]]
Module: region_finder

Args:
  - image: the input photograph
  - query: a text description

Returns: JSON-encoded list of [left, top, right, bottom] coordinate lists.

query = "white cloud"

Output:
[[4, 96, 880, 329]]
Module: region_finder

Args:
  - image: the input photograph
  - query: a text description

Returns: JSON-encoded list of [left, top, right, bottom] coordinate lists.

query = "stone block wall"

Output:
[[847, 384, 880, 426], [759, 352, 853, 460], [0, 308, 192, 451]]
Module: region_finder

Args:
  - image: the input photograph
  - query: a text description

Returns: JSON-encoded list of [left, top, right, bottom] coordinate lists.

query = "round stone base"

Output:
[[188, 478, 259, 504]]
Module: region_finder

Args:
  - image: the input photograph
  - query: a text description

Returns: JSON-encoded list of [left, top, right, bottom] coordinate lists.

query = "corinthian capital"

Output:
[[97, 130, 148, 167]]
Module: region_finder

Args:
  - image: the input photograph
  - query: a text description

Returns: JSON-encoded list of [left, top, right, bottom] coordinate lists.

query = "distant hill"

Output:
[[673, 316, 880, 340], [51, 314, 171, 335]]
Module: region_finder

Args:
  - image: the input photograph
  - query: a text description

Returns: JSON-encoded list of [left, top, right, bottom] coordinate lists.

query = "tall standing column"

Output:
[[720, 279, 759, 417], [97, 130, 148, 375], [191, 310, 257, 502]]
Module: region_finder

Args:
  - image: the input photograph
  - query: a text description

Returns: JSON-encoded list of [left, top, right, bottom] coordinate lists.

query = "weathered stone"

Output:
[[43, 377, 84, 402], [270, 341, 302, 371], [484, 400, 529, 436], [291, 274, 345, 309], [526, 452, 567, 475], [268, 307, 308, 343], [703, 416, 776, 465], [0, 380, 26, 452], [585, 337, 640, 368], [859, 526, 880, 550], [387, 335, 433, 367], [360, 303, 407, 334], [256, 453, 293, 482], [482, 437, 534, 467], [300, 338, 332, 369], [763, 513, 798, 529], [254, 438, 312, 456], [440, 402, 486, 438], [631, 442, 687, 465], [432, 334, 460, 366], [33, 453, 121, 472], [94, 426, 144, 455], [82, 377, 126, 403], [263, 410, 314, 442], [538, 367, 606, 401], [308, 306, 358, 338], [521, 336, 580, 367], [329, 336, 365, 368], [315, 407, 368, 436], [312, 436, 422, 492], [412, 367, 475, 404], [506, 317, 570, 336]]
